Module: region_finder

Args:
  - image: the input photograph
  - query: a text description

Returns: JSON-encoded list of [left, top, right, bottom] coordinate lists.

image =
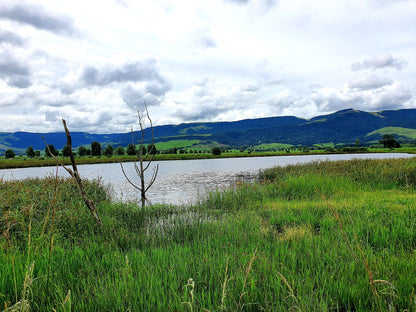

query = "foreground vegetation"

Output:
[[1, 158, 416, 311]]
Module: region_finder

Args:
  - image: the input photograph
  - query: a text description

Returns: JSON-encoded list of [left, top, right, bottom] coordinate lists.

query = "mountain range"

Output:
[[1, 108, 416, 155]]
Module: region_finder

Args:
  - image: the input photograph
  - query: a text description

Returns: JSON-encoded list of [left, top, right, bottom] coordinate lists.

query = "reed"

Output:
[[1, 157, 416, 311]]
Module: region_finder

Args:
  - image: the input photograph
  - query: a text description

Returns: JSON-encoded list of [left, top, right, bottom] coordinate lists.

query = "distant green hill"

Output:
[[1, 108, 416, 155], [367, 127, 416, 140]]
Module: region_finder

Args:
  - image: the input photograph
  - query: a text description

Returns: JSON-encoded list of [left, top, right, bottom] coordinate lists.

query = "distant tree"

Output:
[[115, 146, 125, 156], [26, 146, 35, 158], [138, 145, 146, 156], [355, 138, 360, 146], [91, 141, 101, 156], [5, 149, 15, 159], [379, 134, 401, 149], [104, 145, 114, 157], [62, 145, 72, 157], [126, 143, 136, 156], [45, 144, 58, 157], [147, 144, 157, 155], [212, 147, 221, 156], [78, 146, 88, 156], [34, 150, 41, 157]]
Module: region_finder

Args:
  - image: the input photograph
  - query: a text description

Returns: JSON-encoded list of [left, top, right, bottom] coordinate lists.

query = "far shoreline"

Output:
[[1, 147, 415, 170]]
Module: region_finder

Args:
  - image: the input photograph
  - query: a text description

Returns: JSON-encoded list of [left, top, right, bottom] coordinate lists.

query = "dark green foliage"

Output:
[[165, 147, 178, 154], [91, 141, 101, 156], [211, 147, 221, 155], [138, 145, 146, 156], [115, 146, 125, 156], [26, 146, 35, 158], [78, 145, 88, 156], [5, 149, 15, 158], [44, 144, 58, 157], [61, 145, 72, 157], [147, 144, 157, 155], [379, 134, 401, 149], [126, 143, 136, 156], [104, 144, 113, 157]]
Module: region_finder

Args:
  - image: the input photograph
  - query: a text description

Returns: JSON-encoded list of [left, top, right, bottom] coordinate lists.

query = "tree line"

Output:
[[3, 142, 226, 159], [3, 142, 159, 159]]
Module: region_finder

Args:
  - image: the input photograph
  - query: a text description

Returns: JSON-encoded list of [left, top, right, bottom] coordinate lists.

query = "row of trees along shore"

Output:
[[3, 142, 224, 159], [3, 142, 156, 159]]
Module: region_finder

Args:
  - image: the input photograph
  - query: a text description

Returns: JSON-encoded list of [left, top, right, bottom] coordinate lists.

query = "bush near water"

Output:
[[1, 157, 416, 311]]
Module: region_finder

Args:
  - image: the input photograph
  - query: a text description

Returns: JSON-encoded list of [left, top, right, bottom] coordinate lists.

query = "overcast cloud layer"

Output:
[[0, 0, 415, 133]]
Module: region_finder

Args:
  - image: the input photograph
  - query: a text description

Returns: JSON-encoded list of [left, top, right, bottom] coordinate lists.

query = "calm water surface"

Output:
[[1, 153, 414, 205]]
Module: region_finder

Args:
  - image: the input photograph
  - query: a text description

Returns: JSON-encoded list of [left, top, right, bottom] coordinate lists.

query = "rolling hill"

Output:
[[1, 108, 416, 155]]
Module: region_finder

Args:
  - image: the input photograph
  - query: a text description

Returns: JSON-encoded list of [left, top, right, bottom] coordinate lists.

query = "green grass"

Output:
[[314, 142, 335, 148], [1, 158, 416, 311], [251, 143, 293, 151], [367, 127, 416, 139], [155, 139, 201, 150]]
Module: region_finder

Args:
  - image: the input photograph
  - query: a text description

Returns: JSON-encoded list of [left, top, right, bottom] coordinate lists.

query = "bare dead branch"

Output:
[[120, 162, 142, 191], [120, 102, 158, 208], [145, 164, 159, 193], [40, 121, 103, 226], [134, 162, 142, 178], [62, 120, 102, 226]]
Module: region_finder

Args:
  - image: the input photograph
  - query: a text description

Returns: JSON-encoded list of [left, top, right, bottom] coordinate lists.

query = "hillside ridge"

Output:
[[1, 108, 416, 154]]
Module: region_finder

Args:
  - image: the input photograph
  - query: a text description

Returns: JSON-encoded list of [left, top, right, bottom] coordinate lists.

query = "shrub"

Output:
[[211, 147, 221, 156], [5, 149, 15, 159]]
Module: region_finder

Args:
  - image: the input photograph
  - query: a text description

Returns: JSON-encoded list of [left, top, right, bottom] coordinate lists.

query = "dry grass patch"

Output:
[[277, 224, 313, 242]]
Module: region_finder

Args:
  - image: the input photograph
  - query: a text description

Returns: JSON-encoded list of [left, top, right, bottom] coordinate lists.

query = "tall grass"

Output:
[[1, 158, 416, 311], [259, 157, 416, 189]]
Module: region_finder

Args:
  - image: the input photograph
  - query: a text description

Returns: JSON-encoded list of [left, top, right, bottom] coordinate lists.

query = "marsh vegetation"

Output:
[[1, 158, 416, 311]]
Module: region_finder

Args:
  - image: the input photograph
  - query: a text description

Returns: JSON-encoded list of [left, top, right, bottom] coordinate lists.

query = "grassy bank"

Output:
[[1, 158, 416, 311]]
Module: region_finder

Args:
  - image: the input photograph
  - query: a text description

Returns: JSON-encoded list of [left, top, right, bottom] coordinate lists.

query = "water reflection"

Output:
[[145, 169, 258, 205]]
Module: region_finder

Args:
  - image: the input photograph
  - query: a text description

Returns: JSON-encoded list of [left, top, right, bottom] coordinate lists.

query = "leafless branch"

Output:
[[120, 102, 159, 208], [41, 120, 103, 226], [120, 161, 142, 191]]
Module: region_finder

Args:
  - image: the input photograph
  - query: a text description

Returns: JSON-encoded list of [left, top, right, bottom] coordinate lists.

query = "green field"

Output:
[[251, 143, 293, 151], [1, 158, 416, 311], [367, 127, 416, 139], [313, 142, 336, 148], [155, 139, 201, 150]]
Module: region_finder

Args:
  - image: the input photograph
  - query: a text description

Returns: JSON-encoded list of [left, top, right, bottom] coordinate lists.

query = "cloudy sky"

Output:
[[0, 0, 415, 133]]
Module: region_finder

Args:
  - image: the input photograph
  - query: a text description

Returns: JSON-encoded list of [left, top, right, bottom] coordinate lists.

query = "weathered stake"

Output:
[[42, 120, 103, 226]]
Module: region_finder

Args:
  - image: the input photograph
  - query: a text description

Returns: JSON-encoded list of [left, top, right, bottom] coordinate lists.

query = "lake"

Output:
[[1, 153, 414, 205]]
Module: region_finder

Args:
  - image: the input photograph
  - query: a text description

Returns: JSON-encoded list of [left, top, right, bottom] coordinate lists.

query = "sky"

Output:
[[0, 0, 415, 133]]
